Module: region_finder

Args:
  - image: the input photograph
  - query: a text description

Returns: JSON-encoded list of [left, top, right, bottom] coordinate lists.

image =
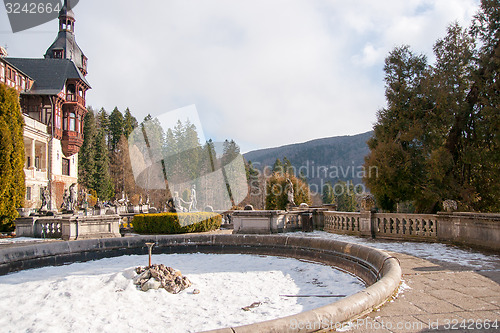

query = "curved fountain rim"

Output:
[[0, 234, 402, 333]]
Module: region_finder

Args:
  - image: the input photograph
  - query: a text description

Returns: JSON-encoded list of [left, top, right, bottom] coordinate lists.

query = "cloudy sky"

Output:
[[0, 0, 480, 152]]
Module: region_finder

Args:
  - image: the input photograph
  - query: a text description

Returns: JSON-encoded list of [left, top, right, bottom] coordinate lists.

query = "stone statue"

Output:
[[190, 185, 197, 212], [443, 199, 458, 213], [80, 188, 88, 209], [117, 191, 129, 206], [286, 178, 296, 207], [61, 188, 70, 211], [69, 183, 78, 211], [40, 188, 50, 212], [172, 191, 186, 212], [360, 194, 376, 212]]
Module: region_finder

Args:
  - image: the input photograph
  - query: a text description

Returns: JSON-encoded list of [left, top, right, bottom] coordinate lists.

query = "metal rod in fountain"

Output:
[[145, 242, 155, 268]]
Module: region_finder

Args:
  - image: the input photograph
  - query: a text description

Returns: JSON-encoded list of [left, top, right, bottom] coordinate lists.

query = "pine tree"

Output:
[[334, 180, 358, 212], [0, 84, 25, 231], [468, 0, 500, 211], [364, 1, 500, 212], [272, 158, 283, 175], [79, 107, 97, 190], [96, 108, 109, 147], [93, 129, 114, 200], [283, 157, 294, 176], [322, 181, 334, 204], [364, 46, 432, 212], [109, 107, 124, 152], [123, 108, 138, 138]]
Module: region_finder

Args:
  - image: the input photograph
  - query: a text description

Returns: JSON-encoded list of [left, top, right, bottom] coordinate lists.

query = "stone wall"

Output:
[[324, 211, 500, 251]]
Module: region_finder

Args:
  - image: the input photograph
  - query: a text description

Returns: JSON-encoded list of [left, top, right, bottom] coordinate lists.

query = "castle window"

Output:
[[55, 110, 61, 129], [26, 187, 32, 201], [62, 158, 70, 176], [53, 50, 63, 59], [69, 112, 76, 131], [77, 114, 82, 133]]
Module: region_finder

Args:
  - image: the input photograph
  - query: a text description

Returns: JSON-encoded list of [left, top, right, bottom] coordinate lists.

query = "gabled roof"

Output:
[[3, 58, 90, 95]]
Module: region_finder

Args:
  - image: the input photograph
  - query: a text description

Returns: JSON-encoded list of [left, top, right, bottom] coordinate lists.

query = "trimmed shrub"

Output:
[[132, 212, 222, 234]]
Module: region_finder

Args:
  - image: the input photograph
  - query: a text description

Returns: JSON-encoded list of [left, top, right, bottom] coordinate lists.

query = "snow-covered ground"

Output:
[[0, 253, 364, 333], [1, 231, 498, 332], [289, 231, 500, 270], [0, 237, 52, 244]]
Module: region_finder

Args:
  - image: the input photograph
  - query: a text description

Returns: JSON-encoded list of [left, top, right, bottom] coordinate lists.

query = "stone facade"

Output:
[[1, 1, 89, 211]]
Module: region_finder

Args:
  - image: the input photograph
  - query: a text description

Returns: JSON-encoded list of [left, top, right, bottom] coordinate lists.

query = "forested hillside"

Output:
[[244, 131, 372, 188]]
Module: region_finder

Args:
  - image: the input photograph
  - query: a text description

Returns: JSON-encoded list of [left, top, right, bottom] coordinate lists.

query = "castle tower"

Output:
[[44, 0, 87, 75]]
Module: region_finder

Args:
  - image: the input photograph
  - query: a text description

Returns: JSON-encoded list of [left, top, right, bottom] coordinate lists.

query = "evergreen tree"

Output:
[[272, 158, 283, 175], [111, 134, 138, 198], [322, 181, 334, 204], [222, 139, 240, 166], [93, 129, 114, 200], [96, 108, 110, 149], [364, 1, 500, 212], [96, 108, 109, 132], [108, 107, 124, 152], [78, 107, 97, 190], [123, 107, 138, 138], [364, 46, 433, 212], [283, 157, 294, 176], [468, 0, 500, 211], [333, 180, 358, 212], [0, 84, 25, 231]]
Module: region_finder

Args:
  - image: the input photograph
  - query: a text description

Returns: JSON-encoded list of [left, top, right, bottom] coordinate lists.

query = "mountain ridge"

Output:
[[243, 131, 373, 186]]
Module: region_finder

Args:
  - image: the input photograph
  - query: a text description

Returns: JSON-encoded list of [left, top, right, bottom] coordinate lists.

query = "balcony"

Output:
[[62, 130, 84, 156], [24, 168, 48, 181], [65, 94, 85, 106]]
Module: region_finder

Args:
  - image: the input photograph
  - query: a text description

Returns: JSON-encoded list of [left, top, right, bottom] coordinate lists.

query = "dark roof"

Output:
[[0, 57, 33, 80], [59, 1, 75, 19], [4, 58, 91, 95], [44, 31, 86, 71]]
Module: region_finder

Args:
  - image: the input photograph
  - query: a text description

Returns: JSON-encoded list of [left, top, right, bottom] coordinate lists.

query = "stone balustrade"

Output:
[[16, 214, 121, 240], [324, 210, 500, 251], [373, 213, 437, 240], [324, 211, 361, 235]]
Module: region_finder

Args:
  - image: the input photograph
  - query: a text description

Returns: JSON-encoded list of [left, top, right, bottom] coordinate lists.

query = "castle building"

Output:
[[0, 0, 90, 210]]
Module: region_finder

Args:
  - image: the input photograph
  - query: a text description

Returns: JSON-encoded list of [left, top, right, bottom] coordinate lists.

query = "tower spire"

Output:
[[44, 0, 87, 75], [58, 0, 75, 33]]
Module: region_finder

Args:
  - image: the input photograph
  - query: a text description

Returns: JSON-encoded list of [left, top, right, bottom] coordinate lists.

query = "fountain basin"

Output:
[[0, 234, 401, 332]]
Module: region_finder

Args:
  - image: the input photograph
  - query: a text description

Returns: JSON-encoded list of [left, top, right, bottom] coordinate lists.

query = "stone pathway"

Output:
[[346, 251, 500, 332]]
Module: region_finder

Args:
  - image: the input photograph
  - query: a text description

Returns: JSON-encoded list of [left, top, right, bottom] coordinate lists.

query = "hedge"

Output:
[[132, 212, 222, 234]]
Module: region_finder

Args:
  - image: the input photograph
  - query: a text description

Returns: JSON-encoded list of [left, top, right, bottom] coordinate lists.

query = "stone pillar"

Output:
[[311, 208, 328, 230], [30, 138, 36, 169], [44, 142, 48, 171], [359, 211, 373, 238]]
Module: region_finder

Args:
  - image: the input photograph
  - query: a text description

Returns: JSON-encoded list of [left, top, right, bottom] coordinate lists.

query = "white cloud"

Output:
[[0, 0, 481, 152]]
